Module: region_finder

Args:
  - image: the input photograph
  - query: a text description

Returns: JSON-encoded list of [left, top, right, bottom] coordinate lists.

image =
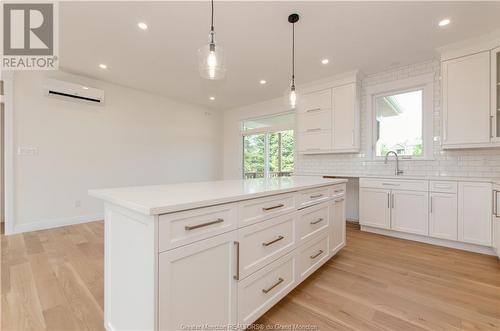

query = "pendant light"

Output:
[[198, 0, 226, 80], [287, 13, 299, 109]]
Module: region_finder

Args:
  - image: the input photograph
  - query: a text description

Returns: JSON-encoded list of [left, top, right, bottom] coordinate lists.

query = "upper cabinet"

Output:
[[441, 41, 500, 149], [297, 73, 360, 154]]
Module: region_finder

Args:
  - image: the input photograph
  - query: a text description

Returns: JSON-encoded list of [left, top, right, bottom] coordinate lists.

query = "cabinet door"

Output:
[[458, 182, 492, 246], [330, 196, 346, 255], [491, 47, 500, 142], [298, 89, 332, 114], [297, 131, 332, 153], [391, 190, 429, 236], [159, 232, 237, 330], [442, 52, 491, 146], [332, 83, 358, 151], [429, 192, 458, 241], [359, 188, 391, 229]]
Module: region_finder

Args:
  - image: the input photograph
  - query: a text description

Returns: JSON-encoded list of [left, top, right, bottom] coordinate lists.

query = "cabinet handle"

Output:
[[262, 204, 284, 211], [310, 218, 324, 225], [306, 108, 321, 113], [262, 277, 284, 294], [430, 196, 433, 213], [185, 218, 224, 231], [387, 192, 390, 209], [391, 193, 395, 209], [310, 194, 324, 199], [335, 198, 344, 203], [382, 183, 400, 186], [306, 128, 321, 132], [334, 189, 344, 193], [494, 190, 499, 217], [310, 250, 324, 259], [491, 115, 494, 138], [233, 241, 240, 280], [262, 235, 284, 247]]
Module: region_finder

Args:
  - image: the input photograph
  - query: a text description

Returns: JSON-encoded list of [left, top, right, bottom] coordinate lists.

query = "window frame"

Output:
[[366, 73, 434, 161]]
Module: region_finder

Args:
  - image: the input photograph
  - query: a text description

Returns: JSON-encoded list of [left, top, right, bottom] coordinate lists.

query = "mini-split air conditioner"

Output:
[[43, 79, 105, 105]]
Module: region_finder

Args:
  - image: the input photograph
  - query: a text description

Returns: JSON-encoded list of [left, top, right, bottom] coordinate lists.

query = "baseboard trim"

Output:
[[360, 225, 495, 256], [12, 213, 104, 234]]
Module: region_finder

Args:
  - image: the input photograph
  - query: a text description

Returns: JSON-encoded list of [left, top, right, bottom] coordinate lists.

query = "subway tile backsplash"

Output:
[[296, 59, 500, 179]]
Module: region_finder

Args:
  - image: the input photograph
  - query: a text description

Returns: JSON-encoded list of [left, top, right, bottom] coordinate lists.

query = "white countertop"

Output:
[[321, 173, 500, 184], [89, 176, 347, 216]]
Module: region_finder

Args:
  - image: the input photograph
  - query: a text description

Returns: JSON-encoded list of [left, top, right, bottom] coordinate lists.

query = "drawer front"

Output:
[[297, 110, 332, 133], [297, 202, 329, 243], [158, 203, 238, 252], [239, 193, 295, 228], [297, 132, 332, 153], [298, 234, 330, 280], [360, 178, 428, 192], [430, 181, 457, 193], [298, 89, 332, 114], [238, 214, 296, 279], [238, 252, 296, 326], [297, 186, 331, 208], [330, 184, 346, 198]]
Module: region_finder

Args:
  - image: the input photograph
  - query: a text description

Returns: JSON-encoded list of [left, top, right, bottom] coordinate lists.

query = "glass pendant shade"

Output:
[[198, 33, 226, 80]]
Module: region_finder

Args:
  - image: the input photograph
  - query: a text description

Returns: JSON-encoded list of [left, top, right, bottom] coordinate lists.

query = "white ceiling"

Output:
[[59, 1, 500, 110]]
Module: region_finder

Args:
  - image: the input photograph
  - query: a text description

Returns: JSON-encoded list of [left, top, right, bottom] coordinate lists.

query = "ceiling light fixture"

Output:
[[198, 0, 226, 80], [260, 80, 267, 85], [438, 18, 451, 27], [209, 96, 215, 101], [287, 13, 300, 109], [138, 22, 148, 30], [321, 58, 329, 64], [99, 64, 107, 69]]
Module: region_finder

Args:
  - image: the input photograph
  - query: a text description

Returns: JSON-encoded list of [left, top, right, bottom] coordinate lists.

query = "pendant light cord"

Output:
[[210, 0, 215, 33], [291, 22, 295, 88]]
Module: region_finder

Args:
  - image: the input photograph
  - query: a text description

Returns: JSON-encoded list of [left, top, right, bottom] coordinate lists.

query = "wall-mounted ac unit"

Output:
[[43, 79, 105, 105]]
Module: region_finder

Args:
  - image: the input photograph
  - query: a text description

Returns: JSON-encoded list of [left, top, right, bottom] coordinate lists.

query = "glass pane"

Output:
[[268, 130, 294, 177], [375, 90, 423, 157], [243, 134, 265, 179], [243, 113, 295, 131]]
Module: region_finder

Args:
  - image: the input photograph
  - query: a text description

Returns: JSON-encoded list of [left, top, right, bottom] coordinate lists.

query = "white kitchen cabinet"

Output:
[[297, 110, 331, 134], [391, 190, 429, 236], [159, 232, 238, 331], [330, 196, 346, 255], [442, 51, 492, 148], [359, 188, 391, 229], [492, 47, 500, 143], [297, 131, 332, 153], [299, 89, 332, 114], [458, 182, 492, 246], [332, 83, 359, 151], [493, 185, 500, 257], [429, 192, 458, 241]]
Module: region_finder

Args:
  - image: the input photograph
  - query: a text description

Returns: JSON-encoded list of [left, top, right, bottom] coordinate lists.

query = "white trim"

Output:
[[366, 73, 435, 161], [2, 71, 14, 235], [12, 213, 104, 234], [361, 225, 495, 256]]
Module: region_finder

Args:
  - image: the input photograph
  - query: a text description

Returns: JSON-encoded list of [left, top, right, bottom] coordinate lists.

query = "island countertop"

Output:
[[88, 175, 347, 216]]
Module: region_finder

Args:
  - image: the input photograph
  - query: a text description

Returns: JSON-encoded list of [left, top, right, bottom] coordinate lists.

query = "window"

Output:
[[368, 74, 434, 160], [242, 113, 294, 179]]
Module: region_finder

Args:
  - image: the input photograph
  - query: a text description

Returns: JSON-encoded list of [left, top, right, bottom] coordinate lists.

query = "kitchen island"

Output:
[[89, 176, 347, 331]]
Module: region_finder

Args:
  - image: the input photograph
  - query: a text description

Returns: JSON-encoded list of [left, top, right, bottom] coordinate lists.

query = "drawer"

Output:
[[297, 110, 332, 133], [239, 193, 295, 228], [330, 184, 346, 198], [298, 89, 332, 114], [238, 213, 296, 279], [238, 252, 296, 326], [360, 178, 428, 192], [297, 132, 332, 153], [298, 234, 330, 280], [297, 186, 331, 208], [430, 181, 457, 193], [297, 202, 329, 243], [158, 203, 237, 252]]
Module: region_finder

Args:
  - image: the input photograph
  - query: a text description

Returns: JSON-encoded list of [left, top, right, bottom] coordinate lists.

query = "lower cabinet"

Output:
[[391, 190, 429, 236], [158, 232, 238, 331], [429, 192, 458, 241], [330, 196, 346, 254], [359, 188, 391, 229], [458, 182, 492, 246]]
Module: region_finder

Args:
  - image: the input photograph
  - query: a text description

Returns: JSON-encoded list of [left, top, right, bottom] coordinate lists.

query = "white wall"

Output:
[[10, 71, 223, 233]]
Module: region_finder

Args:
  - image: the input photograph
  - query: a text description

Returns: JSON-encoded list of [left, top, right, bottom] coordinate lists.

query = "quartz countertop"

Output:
[[321, 174, 500, 184], [89, 176, 347, 216]]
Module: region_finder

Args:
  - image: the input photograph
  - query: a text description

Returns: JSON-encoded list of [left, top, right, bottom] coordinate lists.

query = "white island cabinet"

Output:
[[89, 176, 347, 331]]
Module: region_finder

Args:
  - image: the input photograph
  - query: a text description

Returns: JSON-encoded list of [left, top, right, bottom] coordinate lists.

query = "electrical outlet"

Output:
[[17, 147, 38, 156]]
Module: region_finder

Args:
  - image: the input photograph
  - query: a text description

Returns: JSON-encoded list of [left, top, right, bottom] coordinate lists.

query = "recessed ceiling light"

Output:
[[438, 18, 451, 27], [138, 22, 148, 30], [99, 64, 107, 69], [82, 86, 89, 90], [209, 96, 215, 101], [259, 80, 267, 85], [321, 58, 329, 64]]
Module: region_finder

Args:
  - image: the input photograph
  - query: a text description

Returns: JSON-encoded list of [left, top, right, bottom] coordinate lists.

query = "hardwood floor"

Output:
[[2, 222, 499, 330]]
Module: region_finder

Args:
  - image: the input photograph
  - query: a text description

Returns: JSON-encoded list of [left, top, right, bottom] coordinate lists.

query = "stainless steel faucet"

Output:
[[384, 151, 404, 176]]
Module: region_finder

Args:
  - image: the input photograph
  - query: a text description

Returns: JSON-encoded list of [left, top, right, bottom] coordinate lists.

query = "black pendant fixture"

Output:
[[288, 13, 299, 109]]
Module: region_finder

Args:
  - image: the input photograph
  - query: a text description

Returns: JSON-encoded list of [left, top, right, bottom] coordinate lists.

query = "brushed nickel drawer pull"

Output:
[[262, 235, 284, 247], [382, 183, 400, 186], [262, 278, 284, 294], [310, 194, 324, 199], [306, 108, 321, 113], [233, 241, 240, 280], [310, 250, 324, 259], [262, 204, 284, 211], [335, 198, 345, 203], [306, 128, 322, 132], [334, 189, 344, 193], [310, 218, 324, 225], [184, 218, 224, 231]]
